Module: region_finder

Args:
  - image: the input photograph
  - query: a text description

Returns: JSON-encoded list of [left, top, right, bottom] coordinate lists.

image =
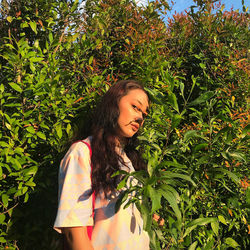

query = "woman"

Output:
[[54, 80, 150, 249]]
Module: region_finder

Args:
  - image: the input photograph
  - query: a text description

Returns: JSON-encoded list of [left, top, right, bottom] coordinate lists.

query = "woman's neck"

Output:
[[115, 135, 127, 149]]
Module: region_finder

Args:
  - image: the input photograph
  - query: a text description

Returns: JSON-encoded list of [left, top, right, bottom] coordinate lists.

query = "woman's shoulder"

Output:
[[59, 137, 92, 173], [65, 136, 92, 158]]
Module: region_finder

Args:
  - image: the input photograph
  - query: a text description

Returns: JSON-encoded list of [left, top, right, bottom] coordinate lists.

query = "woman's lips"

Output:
[[131, 123, 139, 131]]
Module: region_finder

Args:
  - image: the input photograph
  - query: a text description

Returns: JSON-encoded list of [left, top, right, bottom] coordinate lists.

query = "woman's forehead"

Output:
[[124, 89, 149, 110]]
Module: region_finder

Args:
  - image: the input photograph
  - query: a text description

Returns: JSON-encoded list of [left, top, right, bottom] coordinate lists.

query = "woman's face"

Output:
[[117, 88, 149, 138]]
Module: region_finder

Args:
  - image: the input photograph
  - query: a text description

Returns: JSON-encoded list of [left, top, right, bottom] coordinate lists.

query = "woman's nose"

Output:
[[135, 117, 143, 125]]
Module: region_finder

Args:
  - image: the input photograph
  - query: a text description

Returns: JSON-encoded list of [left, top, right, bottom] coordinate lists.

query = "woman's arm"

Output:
[[62, 226, 94, 250]]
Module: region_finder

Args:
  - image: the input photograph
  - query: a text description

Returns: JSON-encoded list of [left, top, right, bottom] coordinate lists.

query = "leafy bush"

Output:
[[0, 0, 249, 249]]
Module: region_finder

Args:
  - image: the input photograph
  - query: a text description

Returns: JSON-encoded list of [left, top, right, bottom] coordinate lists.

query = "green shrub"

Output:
[[0, 0, 249, 249]]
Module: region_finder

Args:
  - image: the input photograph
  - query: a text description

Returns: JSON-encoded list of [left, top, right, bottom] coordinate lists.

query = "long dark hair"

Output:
[[90, 80, 148, 196]]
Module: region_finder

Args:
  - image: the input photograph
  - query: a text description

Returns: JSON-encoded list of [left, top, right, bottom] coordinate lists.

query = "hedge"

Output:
[[0, 0, 249, 249]]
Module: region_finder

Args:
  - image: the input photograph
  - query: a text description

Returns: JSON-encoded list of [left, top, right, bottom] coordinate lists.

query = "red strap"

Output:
[[80, 140, 92, 156], [79, 140, 95, 240]]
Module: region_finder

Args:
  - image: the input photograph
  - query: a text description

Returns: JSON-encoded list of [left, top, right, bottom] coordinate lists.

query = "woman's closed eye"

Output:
[[132, 104, 140, 112], [132, 104, 148, 119]]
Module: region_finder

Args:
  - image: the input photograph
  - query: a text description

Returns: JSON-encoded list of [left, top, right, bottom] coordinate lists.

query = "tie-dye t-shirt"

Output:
[[54, 138, 150, 250]]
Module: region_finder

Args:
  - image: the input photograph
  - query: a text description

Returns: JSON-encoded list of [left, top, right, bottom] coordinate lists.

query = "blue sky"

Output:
[[168, 0, 250, 16], [79, 0, 249, 14], [78, 0, 249, 18]]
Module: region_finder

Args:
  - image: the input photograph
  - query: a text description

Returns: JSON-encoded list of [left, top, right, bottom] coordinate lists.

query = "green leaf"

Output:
[[188, 241, 198, 250], [66, 123, 71, 135], [171, 114, 182, 129], [49, 32, 53, 43], [37, 131, 46, 140], [8, 82, 22, 93], [25, 181, 36, 187], [2, 194, 9, 207], [161, 189, 181, 222], [188, 91, 214, 106], [194, 143, 208, 152], [0, 141, 9, 147], [115, 191, 128, 212], [7, 16, 13, 23], [159, 184, 180, 202], [26, 126, 36, 134], [56, 123, 62, 139], [13, 158, 22, 170], [213, 126, 230, 142], [30, 57, 44, 63], [168, 92, 179, 113], [117, 176, 129, 190], [140, 202, 152, 232], [217, 168, 240, 185], [0, 237, 6, 243], [30, 21, 37, 34], [203, 239, 215, 250], [5, 123, 11, 130], [246, 187, 250, 205], [228, 152, 246, 163], [21, 186, 28, 195], [0, 83, 4, 92], [147, 186, 162, 213], [211, 221, 219, 236], [129, 170, 147, 185], [147, 151, 158, 177], [21, 22, 29, 28], [242, 124, 250, 136], [23, 166, 38, 176], [144, 87, 164, 105], [218, 215, 227, 225], [160, 171, 196, 186], [184, 130, 198, 141], [24, 192, 29, 203], [224, 238, 239, 248], [0, 214, 6, 224], [180, 82, 184, 96], [70, 0, 79, 12], [89, 56, 94, 65], [183, 225, 197, 238], [187, 217, 217, 227], [199, 62, 206, 69]]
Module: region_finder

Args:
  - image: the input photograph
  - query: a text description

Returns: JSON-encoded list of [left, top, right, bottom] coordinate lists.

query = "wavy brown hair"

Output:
[[90, 80, 148, 196]]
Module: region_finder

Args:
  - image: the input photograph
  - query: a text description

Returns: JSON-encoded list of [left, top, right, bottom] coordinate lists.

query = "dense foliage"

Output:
[[0, 0, 249, 249]]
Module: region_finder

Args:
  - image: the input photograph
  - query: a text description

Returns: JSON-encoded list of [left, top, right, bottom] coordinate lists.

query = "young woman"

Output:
[[54, 80, 150, 249]]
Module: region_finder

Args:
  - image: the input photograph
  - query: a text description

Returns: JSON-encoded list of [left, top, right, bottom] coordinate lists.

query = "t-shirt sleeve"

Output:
[[54, 141, 93, 233]]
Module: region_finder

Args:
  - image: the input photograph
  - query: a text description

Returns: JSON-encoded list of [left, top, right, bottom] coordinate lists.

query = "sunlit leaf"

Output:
[[0, 214, 6, 224], [187, 217, 217, 228], [26, 126, 36, 134], [8, 82, 22, 93], [211, 221, 219, 236], [37, 131, 46, 140], [56, 124, 62, 139], [188, 241, 198, 250], [29, 21, 37, 34], [224, 238, 239, 248], [218, 215, 227, 225], [2, 194, 9, 207]]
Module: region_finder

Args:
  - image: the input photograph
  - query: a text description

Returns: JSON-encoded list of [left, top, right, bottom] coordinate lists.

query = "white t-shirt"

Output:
[[54, 138, 150, 250]]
